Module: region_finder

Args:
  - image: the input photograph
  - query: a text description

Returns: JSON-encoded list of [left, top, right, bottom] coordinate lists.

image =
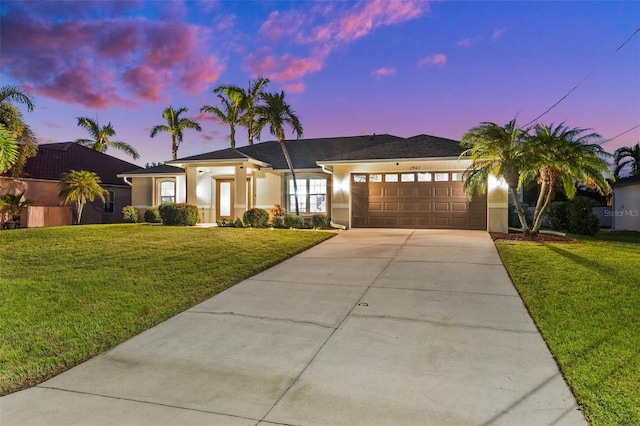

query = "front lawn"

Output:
[[495, 232, 640, 426], [0, 225, 333, 395]]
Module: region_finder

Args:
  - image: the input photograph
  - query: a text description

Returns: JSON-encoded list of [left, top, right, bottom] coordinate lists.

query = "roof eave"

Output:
[[316, 156, 466, 166], [167, 157, 271, 168]]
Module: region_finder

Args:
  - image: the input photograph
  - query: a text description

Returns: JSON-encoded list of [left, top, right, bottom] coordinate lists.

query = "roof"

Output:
[[4, 142, 142, 186], [612, 174, 640, 187], [119, 164, 185, 176], [166, 133, 450, 171]]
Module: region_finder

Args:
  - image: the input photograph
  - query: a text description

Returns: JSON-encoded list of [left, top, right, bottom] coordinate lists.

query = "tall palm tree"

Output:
[[461, 119, 532, 231], [613, 142, 640, 178], [240, 77, 270, 145], [58, 170, 107, 225], [0, 85, 35, 112], [256, 91, 303, 215], [201, 84, 244, 149], [527, 122, 612, 234], [0, 86, 37, 175], [75, 117, 139, 159], [150, 106, 202, 160]]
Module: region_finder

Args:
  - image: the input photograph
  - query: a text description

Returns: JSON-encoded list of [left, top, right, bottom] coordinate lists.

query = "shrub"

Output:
[[272, 216, 286, 228], [158, 203, 199, 226], [121, 205, 138, 223], [216, 218, 236, 227], [144, 206, 162, 223], [566, 196, 600, 236], [284, 214, 304, 229], [272, 204, 286, 216], [311, 214, 328, 229], [243, 208, 269, 228], [545, 201, 568, 231]]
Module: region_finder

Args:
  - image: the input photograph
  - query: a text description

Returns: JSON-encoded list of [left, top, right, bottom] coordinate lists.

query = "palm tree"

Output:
[[201, 84, 244, 149], [150, 106, 202, 160], [527, 122, 612, 234], [256, 91, 304, 215], [240, 77, 270, 144], [58, 170, 107, 224], [0, 124, 18, 173], [461, 119, 532, 232], [613, 142, 640, 178], [0, 85, 35, 112], [75, 117, 139, 159], [0, 86, 37, 175]]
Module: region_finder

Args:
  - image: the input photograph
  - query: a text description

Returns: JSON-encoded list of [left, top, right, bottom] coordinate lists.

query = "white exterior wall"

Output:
[[254, 170, 283, 210], [613, 184, 640, 231]]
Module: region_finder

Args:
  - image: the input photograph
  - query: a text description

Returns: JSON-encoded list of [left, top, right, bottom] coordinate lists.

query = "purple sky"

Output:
[[2, 1, 639, 166]]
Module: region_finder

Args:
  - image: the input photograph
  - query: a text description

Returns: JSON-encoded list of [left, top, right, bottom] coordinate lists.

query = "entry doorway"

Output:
[[216, 179, 234, 221]]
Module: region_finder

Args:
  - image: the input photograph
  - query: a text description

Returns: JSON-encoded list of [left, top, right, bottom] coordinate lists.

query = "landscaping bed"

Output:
[[490, 231, 577, 243]]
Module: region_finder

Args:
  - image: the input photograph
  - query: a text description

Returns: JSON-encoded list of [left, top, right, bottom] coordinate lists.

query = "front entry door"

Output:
[[216, 179, 234, 220]]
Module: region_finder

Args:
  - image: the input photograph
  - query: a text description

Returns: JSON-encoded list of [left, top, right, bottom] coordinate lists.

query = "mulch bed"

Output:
[[490, 232, 577, 243]]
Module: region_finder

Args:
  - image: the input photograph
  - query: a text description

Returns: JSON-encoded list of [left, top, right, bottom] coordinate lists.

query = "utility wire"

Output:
[[599, 123, 640, 146], [524, 27, 640, 127]]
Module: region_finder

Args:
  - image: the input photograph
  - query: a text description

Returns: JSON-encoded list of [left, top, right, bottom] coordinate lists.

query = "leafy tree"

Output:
[[150, 106, 202, 160], [58, 170, 107, 224], [613, 142, 640, 178], [461, 119, 532, 232], [0, 85, 37, 175], [201, 84, 244, 149], [240, 77, 270, 144], [75, 117, 139, 159], [527, 122, 611, 234], [256, 91, 304, 215]]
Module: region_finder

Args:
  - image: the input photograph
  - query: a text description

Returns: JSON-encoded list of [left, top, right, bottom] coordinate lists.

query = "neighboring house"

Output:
[[1, 143, 142, 227], [611, 174, 640, 231], [118, 134, 509, 232]]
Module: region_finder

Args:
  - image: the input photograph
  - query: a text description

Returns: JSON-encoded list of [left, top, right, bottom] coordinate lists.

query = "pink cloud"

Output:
[[246, 50, 323, 82], [457, 36, 483, 48], [0, 7, 223, 109], [285, 82, 306, 93], [372, 67, 396, 78], [259, 10, 307, 42], [418, 53, 446, 67], [492, 27, 508, 40]]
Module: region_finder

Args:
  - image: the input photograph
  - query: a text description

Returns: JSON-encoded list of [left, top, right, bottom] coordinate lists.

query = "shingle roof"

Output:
[[612, 174, 640, 187], [177, 148, 252, 162], [120, 164, 185, 175], [4, 142, 142, 186]]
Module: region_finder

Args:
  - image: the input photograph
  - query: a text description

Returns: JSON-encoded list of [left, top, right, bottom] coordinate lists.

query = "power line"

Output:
[[599, 123, 640, 146], [523, 27, 640, 127]]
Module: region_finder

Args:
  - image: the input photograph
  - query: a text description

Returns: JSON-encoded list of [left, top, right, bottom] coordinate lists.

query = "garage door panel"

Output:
[[351, 172, 486, 230]]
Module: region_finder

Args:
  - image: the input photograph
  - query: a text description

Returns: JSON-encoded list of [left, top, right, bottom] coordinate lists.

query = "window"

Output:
[[160, 180, 176, 203], [288, 177, 327, 214], [353, 174, 367, 183], [370, 174, 382, 182], [417, 172, 432, 182], [434, 173, 449, 182], [385, 174, 398, 182], [452, 172, 465, 182], [104, 190, 115, 213], [401, 173, 415, 182]]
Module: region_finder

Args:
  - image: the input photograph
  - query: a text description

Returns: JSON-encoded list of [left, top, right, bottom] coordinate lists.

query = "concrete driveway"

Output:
[[1, 229, 585, 425]]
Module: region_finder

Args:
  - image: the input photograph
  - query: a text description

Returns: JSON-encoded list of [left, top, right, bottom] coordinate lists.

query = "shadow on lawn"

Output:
[[545, 244, 621, 278]]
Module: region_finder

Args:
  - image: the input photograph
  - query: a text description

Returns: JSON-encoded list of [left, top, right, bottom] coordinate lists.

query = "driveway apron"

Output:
[[1, 229, 585, 426]]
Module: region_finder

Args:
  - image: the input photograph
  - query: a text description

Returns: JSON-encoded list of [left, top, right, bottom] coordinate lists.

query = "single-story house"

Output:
[[1, 142, 142, 227], [611, 174, 640, 231], [118, 134, 509, 232]]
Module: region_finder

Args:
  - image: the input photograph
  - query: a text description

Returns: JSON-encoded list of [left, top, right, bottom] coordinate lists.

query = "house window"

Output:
[[160, 180, 175, 203], [353, 174, 367, 183], [288, 177, 327, 214], [452, 172, 465, 182], [370, 174, 382, 182], [417, 172, 432, 182], [104, 190, 115, 213], [435, 173, 449, 182], [385, 174, 398, 182], [401, 173, 415, 182]]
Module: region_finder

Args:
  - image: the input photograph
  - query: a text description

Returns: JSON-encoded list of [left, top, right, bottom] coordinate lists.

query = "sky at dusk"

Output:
[[1, 0, 639, 167]]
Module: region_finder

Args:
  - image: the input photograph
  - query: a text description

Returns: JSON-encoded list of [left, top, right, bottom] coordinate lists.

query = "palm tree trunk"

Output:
[[171, 134, 178, 160], [230, 125, 236, 149], [531, 180, 556, 234], [509, 186, 530, 231], [75, 201, 84, 225], [279, 140, 299, 215]]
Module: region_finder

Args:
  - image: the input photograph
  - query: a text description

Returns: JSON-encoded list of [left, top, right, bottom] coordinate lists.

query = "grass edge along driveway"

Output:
[[0, 224, 334, 396], [495, 232, 639, 426]]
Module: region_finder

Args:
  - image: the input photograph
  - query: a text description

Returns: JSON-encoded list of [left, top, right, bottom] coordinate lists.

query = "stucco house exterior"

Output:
[[611, 174, 640, 231], [1, 143, 142, 227], [119, 134, 509, 232]]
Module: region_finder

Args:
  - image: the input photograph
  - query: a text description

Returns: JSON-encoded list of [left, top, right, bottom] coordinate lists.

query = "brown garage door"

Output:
[[351, 172, 486, 230]]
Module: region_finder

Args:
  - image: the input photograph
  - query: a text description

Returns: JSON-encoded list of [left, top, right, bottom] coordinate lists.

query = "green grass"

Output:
[[495, 231, 640, 426], [0, 224, 333, 395]]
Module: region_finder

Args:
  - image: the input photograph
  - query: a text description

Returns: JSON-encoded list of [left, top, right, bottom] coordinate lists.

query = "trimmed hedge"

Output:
[[243, 208, 269, 228], [158, 203, 199, 226], [311, 214, 328, 229], [144, 206, 162, 223], [121, 206, 139, 223], [284, 214, 304, 229], [566, 196, 600, 236], [272, 216, 286, 228]]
